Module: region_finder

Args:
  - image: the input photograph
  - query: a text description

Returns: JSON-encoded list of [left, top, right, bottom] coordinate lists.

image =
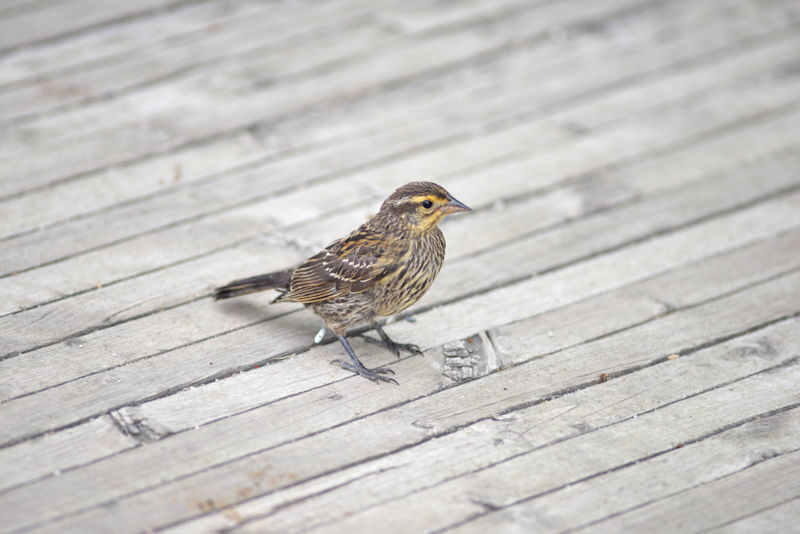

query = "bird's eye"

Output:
[[422, 199, 433, 209]]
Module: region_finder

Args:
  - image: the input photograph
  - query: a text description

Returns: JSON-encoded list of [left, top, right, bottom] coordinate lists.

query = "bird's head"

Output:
[[379, 181, 471, 234]]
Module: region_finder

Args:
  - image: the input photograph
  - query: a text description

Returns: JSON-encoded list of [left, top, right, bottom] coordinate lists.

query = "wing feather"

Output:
[[277, 231, 401, 304]]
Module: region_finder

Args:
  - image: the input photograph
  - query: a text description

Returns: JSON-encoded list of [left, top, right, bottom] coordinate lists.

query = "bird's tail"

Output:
[[213, 269, 292, 300]]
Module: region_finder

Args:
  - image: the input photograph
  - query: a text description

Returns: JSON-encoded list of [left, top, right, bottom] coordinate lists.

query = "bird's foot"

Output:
[[356, 329, 423, 358], [331, 359, 398, 385]]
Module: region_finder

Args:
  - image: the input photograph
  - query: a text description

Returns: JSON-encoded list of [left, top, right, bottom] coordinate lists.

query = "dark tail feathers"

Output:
[[214, 270, 292, 300]]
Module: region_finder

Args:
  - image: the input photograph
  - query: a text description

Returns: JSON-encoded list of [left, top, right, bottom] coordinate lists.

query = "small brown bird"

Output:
[[214, 181, 471, 384]]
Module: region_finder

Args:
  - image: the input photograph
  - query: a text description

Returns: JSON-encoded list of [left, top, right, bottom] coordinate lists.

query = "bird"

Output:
[[214, 181, 471, 384]]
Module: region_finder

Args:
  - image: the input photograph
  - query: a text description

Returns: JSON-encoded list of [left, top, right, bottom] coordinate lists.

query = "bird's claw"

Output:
[[355, 333, 423, 357], [393, 342, 423, 356], [330, 359, 398, 385]]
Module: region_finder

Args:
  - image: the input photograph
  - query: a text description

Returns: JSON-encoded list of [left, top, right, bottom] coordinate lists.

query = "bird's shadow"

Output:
[[213, 297, 327, 339], [212, 295, 382, 348], [214, 298, 273, 322]]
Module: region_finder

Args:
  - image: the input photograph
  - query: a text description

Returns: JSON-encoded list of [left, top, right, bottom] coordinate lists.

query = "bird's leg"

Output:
[[354, 322, 423, 357], [331, 335, 398, 385]]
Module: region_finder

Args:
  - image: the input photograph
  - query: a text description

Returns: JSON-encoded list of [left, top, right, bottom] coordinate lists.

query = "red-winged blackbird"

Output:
[[214, 181, 471, 384]]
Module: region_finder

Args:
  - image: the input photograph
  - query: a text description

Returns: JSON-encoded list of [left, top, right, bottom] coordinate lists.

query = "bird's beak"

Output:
[[439, 196, 472, 215]]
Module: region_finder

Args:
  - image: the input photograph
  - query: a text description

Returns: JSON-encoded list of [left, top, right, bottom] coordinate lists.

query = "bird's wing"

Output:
[[279, 232, 401, 303]]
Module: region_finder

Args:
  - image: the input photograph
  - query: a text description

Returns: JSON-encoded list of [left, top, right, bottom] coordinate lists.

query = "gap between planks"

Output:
[[1, 224, 800, 528], [0, 0, 794, 212], [1, 0, 780, 199], [1, 144, 798, 405], [2, 37, 799, 296], [33, 315, 800, 533]]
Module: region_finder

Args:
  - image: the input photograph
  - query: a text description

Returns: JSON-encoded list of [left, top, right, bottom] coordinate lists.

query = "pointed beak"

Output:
[[438, 195, 472, 215]]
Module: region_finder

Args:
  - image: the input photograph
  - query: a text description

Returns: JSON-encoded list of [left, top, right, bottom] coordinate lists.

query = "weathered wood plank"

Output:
[[582, 450, 800, 534], [181, 403, 800, 534], [0, 0, 788, 240], [9, 0, 786, 143], [441, 410, 800, 534], [3, 43, 799, 311], [1, 144, 797, 405], [0, 0, 661, 197], [2, 233, 798, 531], [4, 206, 799, 497], [0, 0, 638, 188], [487, 230, 800, 359], [296, 113, 800, 296], [703, 497, 800, 534], [0, 0, 524, 92], [0, 0, 186, 52], [376, 0, 537, 35], [251, 366, 800, 534], [0, 1, 52, 19], [1, 0, 794, 212], [0, 2, 402, 123], [4, 0, 786, 196], [0, 150, 797, 436], [31, 315, 800, 533], [381, 192, 800, 354], [0, 1, 263, 88], [0, 415, 136, 493]]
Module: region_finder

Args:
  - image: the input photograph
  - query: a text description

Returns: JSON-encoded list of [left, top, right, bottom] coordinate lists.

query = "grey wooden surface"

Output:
[[1, 0, 799, 532]]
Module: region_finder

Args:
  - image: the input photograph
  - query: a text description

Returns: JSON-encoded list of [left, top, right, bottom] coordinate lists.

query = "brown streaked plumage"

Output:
[[214, 181, 471, 384]]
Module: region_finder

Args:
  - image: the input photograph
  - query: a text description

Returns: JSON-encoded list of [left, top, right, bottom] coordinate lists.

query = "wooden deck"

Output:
[[1, 0, 799, 532]]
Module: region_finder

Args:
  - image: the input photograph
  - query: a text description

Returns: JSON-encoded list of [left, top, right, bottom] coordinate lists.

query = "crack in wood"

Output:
[[110, 407, 172, 443]]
